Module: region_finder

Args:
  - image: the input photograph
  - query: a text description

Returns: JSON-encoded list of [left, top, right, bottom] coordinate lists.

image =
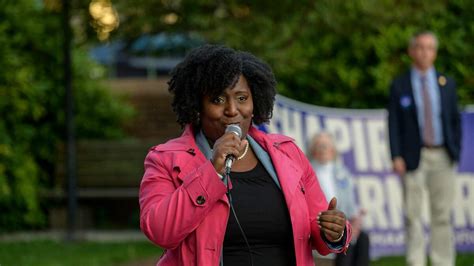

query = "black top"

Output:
[[223, 161, 296, 266]]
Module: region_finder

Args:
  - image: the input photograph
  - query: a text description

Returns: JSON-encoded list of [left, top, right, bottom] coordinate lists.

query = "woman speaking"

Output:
[[139, 45, 352, 265]]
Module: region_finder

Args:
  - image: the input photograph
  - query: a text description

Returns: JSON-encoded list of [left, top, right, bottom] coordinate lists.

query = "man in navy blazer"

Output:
[[388, 31, 461, 266]]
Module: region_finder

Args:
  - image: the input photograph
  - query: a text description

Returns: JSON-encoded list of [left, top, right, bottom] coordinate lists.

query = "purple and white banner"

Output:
[[260, 95, 474, 258]]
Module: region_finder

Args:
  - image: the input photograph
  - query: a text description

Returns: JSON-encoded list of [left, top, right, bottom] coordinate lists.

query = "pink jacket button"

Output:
[[196, 195, 206, 205]]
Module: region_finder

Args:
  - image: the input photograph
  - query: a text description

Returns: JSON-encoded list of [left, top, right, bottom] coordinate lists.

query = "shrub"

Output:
[[0, 0, 133, 231]]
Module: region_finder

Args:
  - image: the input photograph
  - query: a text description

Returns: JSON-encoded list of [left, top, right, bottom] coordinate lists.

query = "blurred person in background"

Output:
[[139, 44, 352, 266], [388, 31, 461, 266], [309, 132, 370, 266]]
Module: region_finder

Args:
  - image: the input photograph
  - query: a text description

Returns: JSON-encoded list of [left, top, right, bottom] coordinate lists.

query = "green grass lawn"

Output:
[[0, 240, 472, 266], [371, 253, 474, 266], [0, 240, 162, 266]]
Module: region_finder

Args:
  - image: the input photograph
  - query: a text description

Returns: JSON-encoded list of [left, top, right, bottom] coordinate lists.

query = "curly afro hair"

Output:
[[168, 44, 276, 127]]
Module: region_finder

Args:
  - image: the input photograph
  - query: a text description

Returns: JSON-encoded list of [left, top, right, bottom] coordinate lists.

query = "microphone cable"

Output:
[[224, 167, 254, 266]]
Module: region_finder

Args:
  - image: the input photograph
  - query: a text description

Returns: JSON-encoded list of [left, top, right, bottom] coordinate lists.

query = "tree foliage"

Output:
[[0, 0, 133, 230], [110, 0, 473, 108], [2, 0, 472, 231]]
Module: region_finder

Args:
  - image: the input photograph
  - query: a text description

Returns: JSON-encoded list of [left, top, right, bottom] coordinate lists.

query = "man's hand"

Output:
[[393, 157, 406, 176]]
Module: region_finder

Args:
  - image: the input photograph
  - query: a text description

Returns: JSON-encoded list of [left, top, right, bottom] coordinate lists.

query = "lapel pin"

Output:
[[438, 76, 447, 86]]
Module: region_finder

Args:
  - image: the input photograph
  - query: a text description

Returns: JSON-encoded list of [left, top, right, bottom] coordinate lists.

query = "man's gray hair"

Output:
[[409, 31, 438, 49]]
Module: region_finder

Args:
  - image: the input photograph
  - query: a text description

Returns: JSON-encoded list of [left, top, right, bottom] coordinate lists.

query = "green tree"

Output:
[[109, 0, 473, 108], [0, 0, 133, 230]]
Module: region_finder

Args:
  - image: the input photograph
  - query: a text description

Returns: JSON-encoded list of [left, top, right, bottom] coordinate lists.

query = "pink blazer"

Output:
[[140, 125, 351, 265]]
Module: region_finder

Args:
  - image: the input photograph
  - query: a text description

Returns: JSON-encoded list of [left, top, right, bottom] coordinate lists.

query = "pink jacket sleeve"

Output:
[[139, 150, 227, 249]]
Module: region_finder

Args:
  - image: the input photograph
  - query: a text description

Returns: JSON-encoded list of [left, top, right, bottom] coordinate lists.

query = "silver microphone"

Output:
[[224, 124, 242, 171]]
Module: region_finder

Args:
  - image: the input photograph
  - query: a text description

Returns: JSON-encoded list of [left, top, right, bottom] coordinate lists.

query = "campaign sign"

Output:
[[260, 95, 474, 258]]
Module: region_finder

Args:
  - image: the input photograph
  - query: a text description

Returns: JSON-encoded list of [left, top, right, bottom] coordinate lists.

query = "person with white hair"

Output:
[[309, 131, 370, 266]]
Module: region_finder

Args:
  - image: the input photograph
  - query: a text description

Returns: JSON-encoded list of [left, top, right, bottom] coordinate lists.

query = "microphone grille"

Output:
[[225, 124, 242, 138]]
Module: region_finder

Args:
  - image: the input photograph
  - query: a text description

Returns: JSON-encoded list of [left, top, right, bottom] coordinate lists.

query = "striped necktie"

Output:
[[421, 76, 435, 146]]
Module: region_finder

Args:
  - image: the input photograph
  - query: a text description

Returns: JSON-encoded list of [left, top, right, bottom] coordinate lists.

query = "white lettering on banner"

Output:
[[269, 106, 305, 148], [385, 175, 403, 228], [366, 120, 392, 172], [351, 119, 369, 172], [453, 174, 474, 227], [357, 174, 431, 230], [369, 231, 405, 246], [355, 174, 472, 232], [358, 176, 389, 229], [324, 118, 351, 154]]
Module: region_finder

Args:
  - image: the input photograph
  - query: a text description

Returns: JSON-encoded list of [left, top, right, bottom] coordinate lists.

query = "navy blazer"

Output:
[[387, 70, 461, 171]]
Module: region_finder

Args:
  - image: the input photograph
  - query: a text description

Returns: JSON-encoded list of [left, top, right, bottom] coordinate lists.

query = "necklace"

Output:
[[237, 142, 249, 160]]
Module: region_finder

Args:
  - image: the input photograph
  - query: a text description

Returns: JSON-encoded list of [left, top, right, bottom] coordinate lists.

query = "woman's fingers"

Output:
[[321, 227, 343, 240], [317, 210, 346, 241], [318, 220, 344, 233], [318, 219, 344, 241], [318, 211, 346, 224], [211, 132, 243, 173]]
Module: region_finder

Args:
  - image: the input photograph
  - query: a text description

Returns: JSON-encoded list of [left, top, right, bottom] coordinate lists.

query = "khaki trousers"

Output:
[[403, 147, 456, 266]]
